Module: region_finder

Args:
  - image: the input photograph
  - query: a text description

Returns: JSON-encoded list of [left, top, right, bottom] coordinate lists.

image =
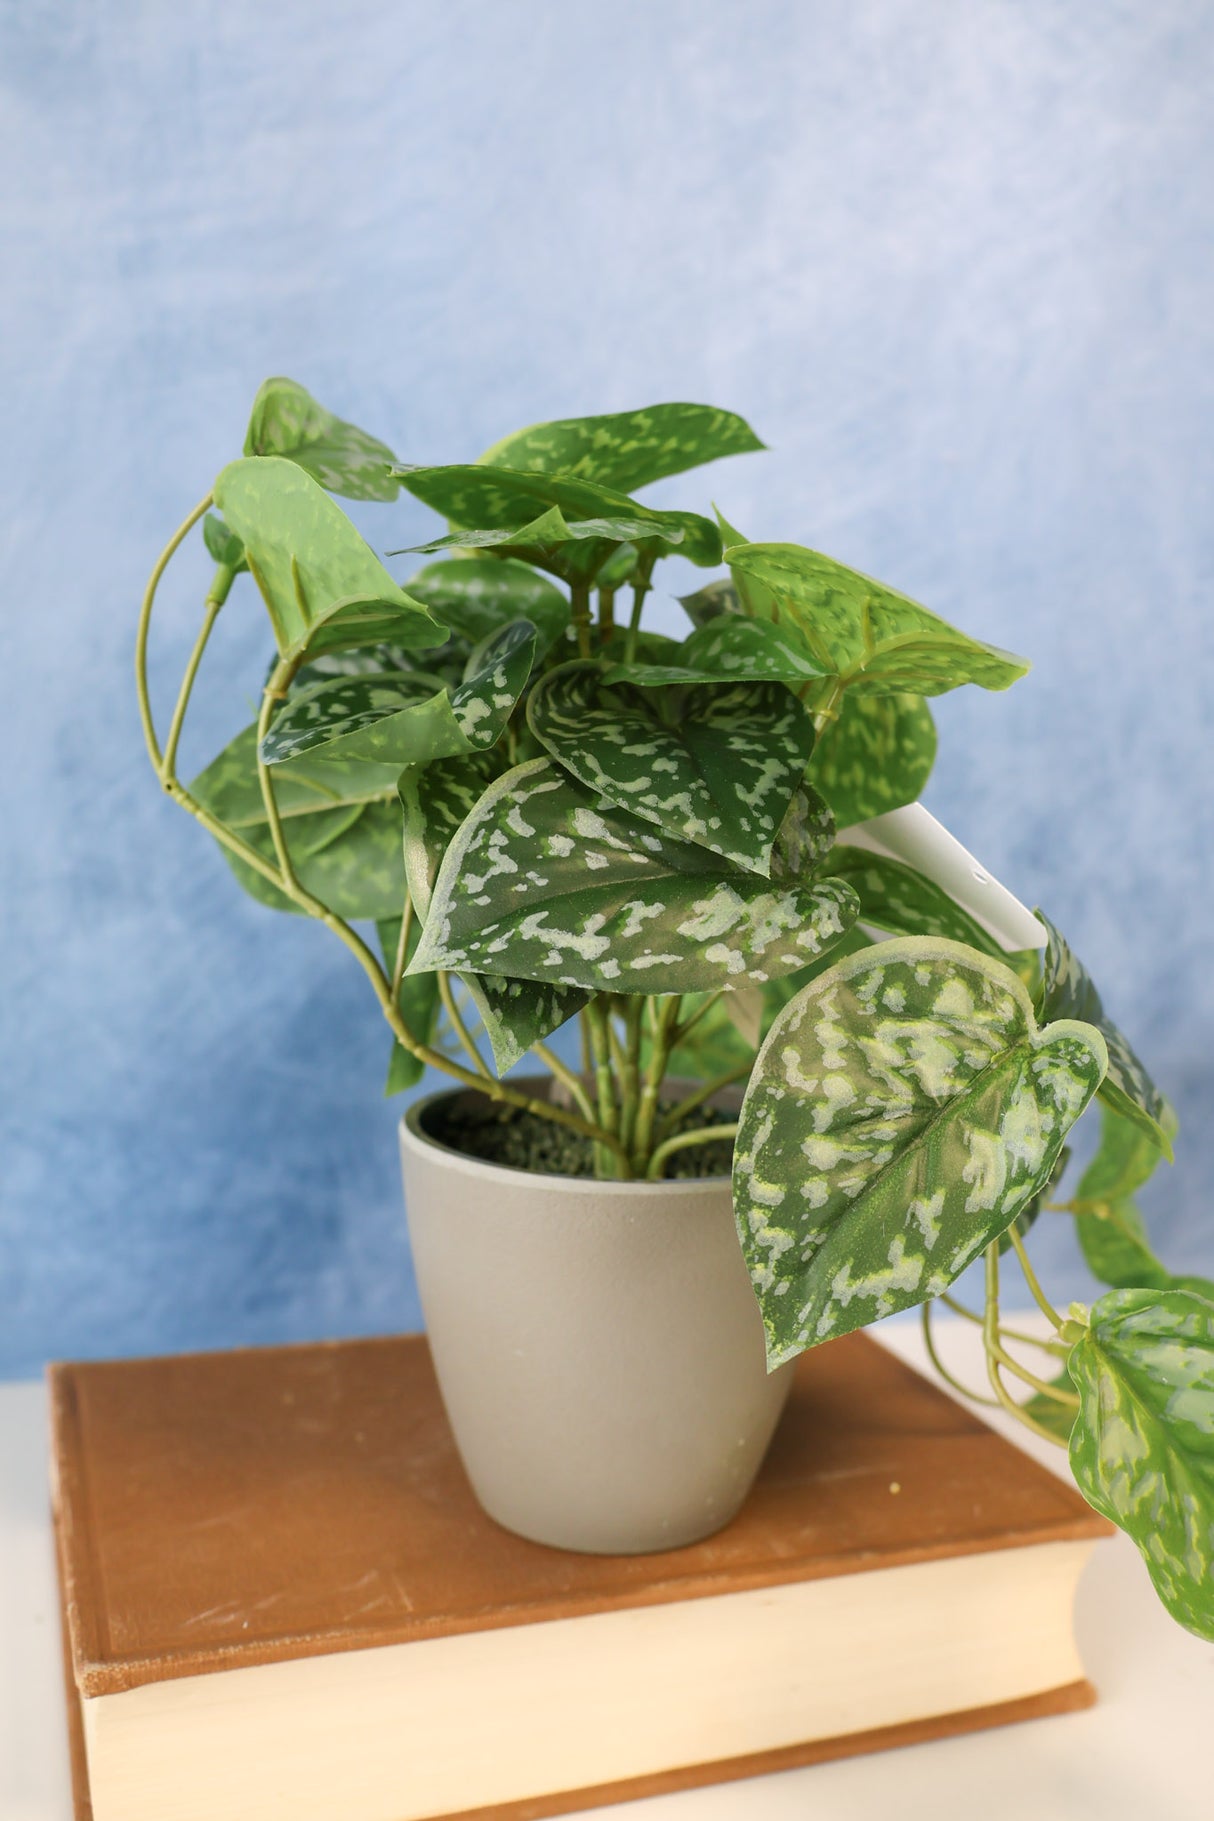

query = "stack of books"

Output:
[[50, 1328, 1107, 1821]]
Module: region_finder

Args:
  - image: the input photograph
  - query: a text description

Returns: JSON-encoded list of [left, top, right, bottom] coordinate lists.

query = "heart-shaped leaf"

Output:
[[808, 693, 937, 827], [1069, 1288, 1214, 1639], [260, 620, 536, 768], [394, 462, 722, 569], [1035, 911, 1172, 1159], [824, 849, 1007, 956], [527, 662, 816, 874], [214, 458, 442, 662], [734, 938, 1107, 1365], [408, 759, 859, 997], [402, 557, 570, 660], [244, 376, 399, 501], [399, 752, 588, 1071], [476, 402, 764, 493], [727, 543, 1029, 696]]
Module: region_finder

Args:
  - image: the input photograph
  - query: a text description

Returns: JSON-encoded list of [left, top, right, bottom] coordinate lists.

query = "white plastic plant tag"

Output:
[[837, 803, 1046, 953]]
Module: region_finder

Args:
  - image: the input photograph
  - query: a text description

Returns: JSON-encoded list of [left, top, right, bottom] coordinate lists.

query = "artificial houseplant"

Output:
[[137, 379, 1213, 1635]]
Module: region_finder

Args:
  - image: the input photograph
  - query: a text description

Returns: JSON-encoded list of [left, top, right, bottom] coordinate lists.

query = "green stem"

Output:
[[632, 995, 681, 1168], [982, 1244, 1067, 1445], [161, 597, 223, 781], [656, 1062, 752, 1141], [256, 657, 302, 885], [622, 557, 655, 665], [670, 988, 726, 1051], [619, 998, 644, 1153], [531, 1042, 597, 1124], [1006, 1225, 1065, 1332], [135, 492, 214, 771], [597, 585, 616, 643], [570, 584, 593, 659], [810, 675, 847, 736], [585, 1000, 621, 1178], [921, 1302, 1001, 1407], [439, 973, 490, 1079], [939, 1291, 1071, 1357], [646, 1123, 738, 1181], [391, 897, 414, 1002], [988, 1337, 1079, 1405]]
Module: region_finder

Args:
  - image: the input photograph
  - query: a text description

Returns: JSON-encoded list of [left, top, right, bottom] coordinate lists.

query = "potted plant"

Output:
[[137, 378, 1213, 1632]]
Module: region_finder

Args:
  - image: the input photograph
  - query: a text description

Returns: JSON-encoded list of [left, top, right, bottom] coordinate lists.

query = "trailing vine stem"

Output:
[[656, 1063, 752, 1141], [982, 1243, 1069, 1446], [135, 502, 635, 1174], [1006, 1223, 1066, 1332], [438, 973, 491, 1079], [920, 1302, 1000, 1407]]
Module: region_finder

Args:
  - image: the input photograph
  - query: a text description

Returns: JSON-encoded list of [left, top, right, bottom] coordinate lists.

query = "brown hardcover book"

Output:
[[50, 1330, 1109, 1821]]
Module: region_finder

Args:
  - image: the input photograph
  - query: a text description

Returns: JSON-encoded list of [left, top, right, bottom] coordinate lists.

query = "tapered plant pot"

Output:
[[399, 1080, 794, 1555]]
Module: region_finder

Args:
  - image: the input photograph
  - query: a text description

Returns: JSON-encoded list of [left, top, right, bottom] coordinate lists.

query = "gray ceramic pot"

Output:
[[399, 1081, 794, 1555]]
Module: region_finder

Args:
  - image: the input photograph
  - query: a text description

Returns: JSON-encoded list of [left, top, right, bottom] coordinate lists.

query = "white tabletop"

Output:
[[2, 1319, 1209, 1821]]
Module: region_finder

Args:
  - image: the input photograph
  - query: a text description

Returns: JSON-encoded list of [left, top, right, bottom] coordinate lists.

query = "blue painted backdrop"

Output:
[[2, 2, 1211, 1377]]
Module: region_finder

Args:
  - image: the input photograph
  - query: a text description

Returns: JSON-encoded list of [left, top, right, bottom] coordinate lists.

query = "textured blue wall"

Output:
[[2, 2, 1211, 1376]]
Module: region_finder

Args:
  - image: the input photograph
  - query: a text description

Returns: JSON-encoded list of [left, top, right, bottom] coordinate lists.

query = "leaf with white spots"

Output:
[[403, 504, 662, 588], [1035, 911, 1172, 1160], [259, 620, 536, 768], [402, 557, 571, 661], [475, 402, 765, 493], [809, 693, 937, 826], [527, 662, 816, 874], [407, 758, 859, 997], [214, 458, 442, 661], [727, 542, 1029, 696], [244, 376, 400, 501], [393, 460, 723, 569], [733, 938, 1107, 1365], [399, 752, 588, 1073], [1068, 1288, 1214, 1639], [823, 849, 1007, 955]]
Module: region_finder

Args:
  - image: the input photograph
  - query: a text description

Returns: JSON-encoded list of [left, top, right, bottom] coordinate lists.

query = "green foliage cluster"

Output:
[[138, 376, 1212, 1641]]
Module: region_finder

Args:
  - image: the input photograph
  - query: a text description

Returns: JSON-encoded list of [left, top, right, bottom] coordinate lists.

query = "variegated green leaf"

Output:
[[734, 938, 1107, 1365], [1069, 1288, 1214, 1639], [260, 620, 536, 768], [1035, 911, 1172, 1159], [191, 725, 401, 834], [604, 616, 829, 690], [376, 915, 440, 1094], [244, 376, 399, 501], [402, 557, 570, 661], [408, 758, 859, 996], [727, 543, 1029, 696], [213, 458, 441, 661], [679, 578, 742, 628], [527, 662, 816, 874], [476, 403, 764, 493], [999, 1143, 1070, 1254], [290, 639, 468, 695], [824, 849, 1006, 956], [404, 504, 660, 588], [398, 752, 588, 1073], [808, 693, 937, 827], [393, 462, 722, 568]]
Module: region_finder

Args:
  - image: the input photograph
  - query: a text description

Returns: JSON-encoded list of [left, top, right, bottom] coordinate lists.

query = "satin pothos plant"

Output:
[[139, 378, 1213, 1640]]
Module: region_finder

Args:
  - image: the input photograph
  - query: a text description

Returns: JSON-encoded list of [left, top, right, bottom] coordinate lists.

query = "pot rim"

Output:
[[400, 1076, 735, 1198]]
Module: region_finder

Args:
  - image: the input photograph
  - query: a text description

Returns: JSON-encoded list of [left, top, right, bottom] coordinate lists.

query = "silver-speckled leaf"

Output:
[[244, 376, 399, 502], [604, 616, 830, 690], [527, 662, 815, 874], [1035, 911, 1172, 1159], [214, 458, 441, 661], [408, 758, 859, 996], [824, 849, 1006, 955], [734, 938, 1107, 1365], [402, 557, 570, 662], [1069, 1288, 1214, 1639], [398, 752, 588, 1073], [393, 462, 722, 568], [476, 403, 764, 493], [259, 621, 536, 767], [728, 543, 1029, 696], [403, 504, 665, 588], [376, 915, 441, 1094], [809, 693, 937, 827], [679, 578, 742, 628]]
